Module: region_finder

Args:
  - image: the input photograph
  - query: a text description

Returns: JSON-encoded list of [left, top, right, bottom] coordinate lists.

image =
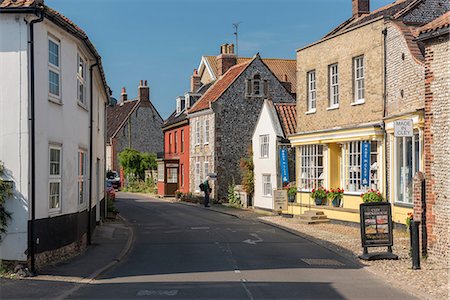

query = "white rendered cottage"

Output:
[[0, 0, 109, 270], [252, 100, 296, 210]]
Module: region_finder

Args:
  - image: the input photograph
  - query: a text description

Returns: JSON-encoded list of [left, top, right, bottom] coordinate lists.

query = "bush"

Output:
[[123, 178, 156, 194], [118, 148, 156, 181], [227, 180, 241, 208]]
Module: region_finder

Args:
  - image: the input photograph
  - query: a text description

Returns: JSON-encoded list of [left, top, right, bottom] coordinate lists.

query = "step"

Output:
[[302, 210, 325, 216], [298, 218, 330, 224]]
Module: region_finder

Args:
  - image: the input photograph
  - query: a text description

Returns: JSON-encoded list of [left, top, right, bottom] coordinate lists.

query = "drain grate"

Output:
[[301, 258, 344, 266]]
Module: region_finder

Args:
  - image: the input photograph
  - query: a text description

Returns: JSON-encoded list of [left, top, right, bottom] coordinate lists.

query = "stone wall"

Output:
[[214, 58, 295, 199], [296, 19, 385, 132], [114, 101, 163, 170], [423, 34, 450, 263]]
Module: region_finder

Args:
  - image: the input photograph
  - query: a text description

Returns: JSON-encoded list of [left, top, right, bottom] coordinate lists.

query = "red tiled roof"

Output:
[[418, 11, 450, 34], [274, 103, 297, 136], [0, 0, 38, 8], [107, 100, 140, 139], [188, 60, 251, 114], [204, 56, 296, 93]]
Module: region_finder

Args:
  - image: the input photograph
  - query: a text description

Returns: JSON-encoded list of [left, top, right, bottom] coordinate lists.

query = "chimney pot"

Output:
[[352, 0, 370, 17], [120, 87, 127, 102], [217, 43, 237, 76], [191, 69, 201, 92], [144, 80, 148, 86]]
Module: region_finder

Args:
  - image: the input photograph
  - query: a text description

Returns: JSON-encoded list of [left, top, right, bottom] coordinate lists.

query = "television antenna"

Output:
[[233, 22, 241, 57]]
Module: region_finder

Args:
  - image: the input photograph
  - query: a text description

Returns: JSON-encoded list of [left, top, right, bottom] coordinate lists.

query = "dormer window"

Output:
[[176, 96, 185, 114], [246, 74, 268, 98]]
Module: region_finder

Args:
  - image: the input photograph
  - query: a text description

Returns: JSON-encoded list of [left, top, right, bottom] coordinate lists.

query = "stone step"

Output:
[[299, 215, 329, 220], [298, 218, 330, 224], [302, 210, 325, 216]]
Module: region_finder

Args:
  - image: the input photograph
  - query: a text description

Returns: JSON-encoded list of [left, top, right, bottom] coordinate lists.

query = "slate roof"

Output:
[[418, 11, 450, 34], [163, 110, 188, 129], [204, 56, 296, 93], [274, 103, 297, 136], [189, 60, 251, 114], [106, 100, 139, 139]]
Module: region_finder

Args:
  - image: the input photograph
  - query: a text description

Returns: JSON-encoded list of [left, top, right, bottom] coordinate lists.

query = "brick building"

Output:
[[188, 45, 296, 200], [289, 0, 448, 224], [417, 12, 450, 262], [106, 81, 163, 172]]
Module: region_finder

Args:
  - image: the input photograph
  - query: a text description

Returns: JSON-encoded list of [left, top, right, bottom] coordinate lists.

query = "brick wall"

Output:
[[423, 34, 450, 263]]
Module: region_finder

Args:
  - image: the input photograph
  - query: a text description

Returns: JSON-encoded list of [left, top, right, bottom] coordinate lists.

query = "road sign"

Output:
[[394, 119, 413, 137], [279, 148, 289, 183], [361, 142, 371, 186]]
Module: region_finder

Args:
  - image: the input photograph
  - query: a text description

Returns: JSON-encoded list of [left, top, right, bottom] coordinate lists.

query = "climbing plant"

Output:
[[0, 161, 12, 241]]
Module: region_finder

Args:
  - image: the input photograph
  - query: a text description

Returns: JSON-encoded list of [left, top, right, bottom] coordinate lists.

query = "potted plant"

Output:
[[175, 189, 183, 200], [328, 188, 344, 207], [311, 187, 327, 205], [361, 189, 384, 202]]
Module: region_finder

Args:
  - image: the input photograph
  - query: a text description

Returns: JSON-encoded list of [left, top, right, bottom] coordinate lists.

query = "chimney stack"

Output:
[[216, 43, 237, 77], [190, 69, 201, 93], [352, 0, 370, 17], [138, 80, 149, 101], [120, 87, 127, 102]]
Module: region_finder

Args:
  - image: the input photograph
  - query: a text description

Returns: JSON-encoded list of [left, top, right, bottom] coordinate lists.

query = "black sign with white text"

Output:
[[360, 202, 394, 247]]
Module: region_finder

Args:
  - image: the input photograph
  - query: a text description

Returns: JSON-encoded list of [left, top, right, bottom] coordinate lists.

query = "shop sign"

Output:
[[394, 119, 413, 137], [166, 163, 179, 167], [361, 142, 371, 186], [279, 148, 289, 183], [273, 189, 288, 211]]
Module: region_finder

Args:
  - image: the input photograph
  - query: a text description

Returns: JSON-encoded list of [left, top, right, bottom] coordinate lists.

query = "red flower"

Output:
[[361, 193, 364, 197], [312, 189, 315, 193]]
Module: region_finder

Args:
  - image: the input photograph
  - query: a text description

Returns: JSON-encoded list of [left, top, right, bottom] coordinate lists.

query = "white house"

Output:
[[0, 0, 109, 270], [252, 100, 296, 210]]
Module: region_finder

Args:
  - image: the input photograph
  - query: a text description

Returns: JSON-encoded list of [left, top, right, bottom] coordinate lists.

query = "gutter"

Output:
[[417, 27, 450, 41], [28, 7, 45, 275], [88, 60, 99, 245]]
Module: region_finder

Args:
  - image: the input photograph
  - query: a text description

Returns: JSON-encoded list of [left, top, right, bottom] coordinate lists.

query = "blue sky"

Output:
[[47, 0, 394, 119]]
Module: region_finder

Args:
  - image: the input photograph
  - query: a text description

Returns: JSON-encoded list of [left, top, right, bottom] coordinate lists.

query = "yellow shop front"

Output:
[[288, 123, 387, 223]]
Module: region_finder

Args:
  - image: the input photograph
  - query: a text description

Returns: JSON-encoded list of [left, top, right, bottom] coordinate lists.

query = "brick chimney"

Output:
[[216, 43, 237, 77], [138, 80, 149, 101], [190, 69, 201, 93], [120, 87, 127, 102], [352, 0, 370, 17]]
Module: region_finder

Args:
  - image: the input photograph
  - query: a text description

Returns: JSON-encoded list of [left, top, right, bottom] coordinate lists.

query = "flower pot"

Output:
[[332, 197, 341, 207], [288, 193, 296, 203], [315, 197, 326, 205]]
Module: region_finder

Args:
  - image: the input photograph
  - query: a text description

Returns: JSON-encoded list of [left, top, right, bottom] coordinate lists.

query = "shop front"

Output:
[[157, 159, 180, 197]]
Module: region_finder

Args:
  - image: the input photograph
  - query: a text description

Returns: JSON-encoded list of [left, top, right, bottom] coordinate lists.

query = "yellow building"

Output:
[[288, 0, 442, 225]]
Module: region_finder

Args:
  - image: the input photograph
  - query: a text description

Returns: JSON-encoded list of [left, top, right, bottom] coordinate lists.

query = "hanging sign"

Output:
[[361, 142, 371, 187], [279, 148, 289, 183], [394, 119, 413, 137]]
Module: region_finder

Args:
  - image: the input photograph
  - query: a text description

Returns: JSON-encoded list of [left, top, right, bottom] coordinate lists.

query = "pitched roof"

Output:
[[0, 0, 38, 8], [107, 100, 139, 139], [188, 60, 251, 114], [274, 103, 297, 136], [418, 11, 450, 34], [204, 56, 296, 93], [163, 110, 188, 129]]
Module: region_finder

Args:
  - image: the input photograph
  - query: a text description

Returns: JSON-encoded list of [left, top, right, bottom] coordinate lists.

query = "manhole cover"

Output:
[[301, 258, 344, 266]]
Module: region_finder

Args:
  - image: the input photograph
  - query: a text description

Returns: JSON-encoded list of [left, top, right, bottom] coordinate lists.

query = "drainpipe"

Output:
[[88, 60, 99, 245], [382, 27, 389, 202], [29, 8, 44, 275]]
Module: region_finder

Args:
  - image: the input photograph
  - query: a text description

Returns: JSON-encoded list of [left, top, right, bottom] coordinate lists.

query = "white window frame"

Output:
[[78, 149, 88, 207], [195, 120, 200, 145], [262, 174, 272, 197], [157, 163, 165, 182], [48, 36, 61, 101], [204, 119, 210, 144], [77, 53, 87, 107], [49, 145, 62, 212], [329, 63, 339, 108], [299, 144, 324, 191], [341, 140, 379, 194], [307, 70, 316, 113], [260, 135, 269, 158], [195, 161, 201, 192], [394, 131, 421, 205], [353, 56, 365, 104], [204, 160, 209, 178]]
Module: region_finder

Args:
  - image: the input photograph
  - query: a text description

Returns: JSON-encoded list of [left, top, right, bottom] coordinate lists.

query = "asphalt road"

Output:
[[69, 193, 415, 300]]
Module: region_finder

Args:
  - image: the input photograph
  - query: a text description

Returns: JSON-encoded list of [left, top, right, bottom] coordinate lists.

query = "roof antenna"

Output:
[[233, 22, 241, 57]]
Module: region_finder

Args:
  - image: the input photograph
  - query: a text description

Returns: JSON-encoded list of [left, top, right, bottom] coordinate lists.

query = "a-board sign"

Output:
[[394, 119, 413, 137], [273, 189, 288, 211], [359, 202, 394, 247]]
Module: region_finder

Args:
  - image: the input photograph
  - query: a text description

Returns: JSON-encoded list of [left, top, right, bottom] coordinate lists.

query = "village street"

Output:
[[1, 192, 416, 299]]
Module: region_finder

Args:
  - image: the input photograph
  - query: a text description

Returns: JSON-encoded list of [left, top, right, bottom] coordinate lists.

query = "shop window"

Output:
[[299, 144, 324, 191], [341, 141, 378, 193], [395, 132, 420, 204]]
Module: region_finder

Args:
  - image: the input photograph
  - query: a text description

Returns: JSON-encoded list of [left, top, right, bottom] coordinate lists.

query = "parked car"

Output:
[[106, 180, 116, 201], [107, 170, 121, 190]]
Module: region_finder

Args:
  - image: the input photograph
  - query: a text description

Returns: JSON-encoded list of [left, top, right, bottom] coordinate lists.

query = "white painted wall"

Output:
[[0, 14, 107, 260], [252, 101, 283, 210], [0, 14, 31, 261]]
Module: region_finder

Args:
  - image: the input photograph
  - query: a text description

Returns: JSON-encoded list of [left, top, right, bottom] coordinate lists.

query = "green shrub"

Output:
[[227, 180, 241, 208]]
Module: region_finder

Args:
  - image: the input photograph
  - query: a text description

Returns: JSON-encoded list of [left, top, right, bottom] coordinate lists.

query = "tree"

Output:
[[118, 148, 157, 180], [240, 146, 254, 200]]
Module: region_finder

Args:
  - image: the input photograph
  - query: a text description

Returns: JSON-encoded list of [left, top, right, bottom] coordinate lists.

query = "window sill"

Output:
[[351, 99, 365, 106], [49, 97, 62, 106], [393, 202, 413, 208], [259, 156, 269, 159], [48, 208, 62, 216], [78, 101, 88, 111], [305, 109, 316, 115], [327, 105, 339, 111]]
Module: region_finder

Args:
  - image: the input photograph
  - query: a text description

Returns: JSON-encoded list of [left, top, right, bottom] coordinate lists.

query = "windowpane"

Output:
[[307, 71, 316, 110], [49, 40, 59, 67], [263, 174, 272, 196], [354, 56, 365, 102], [205, 120, 209, 144], [50, 148, 60, 175], [299, 145, 324, 191], [329, 64, 339, 106], [167, 168, 178, 184], [49, 182, 60, 209], [49, 70, 60, 96], [260, 135, 269, 158]]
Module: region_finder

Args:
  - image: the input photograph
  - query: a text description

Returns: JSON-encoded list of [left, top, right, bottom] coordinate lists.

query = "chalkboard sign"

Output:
[[360, 202, 393, 247]]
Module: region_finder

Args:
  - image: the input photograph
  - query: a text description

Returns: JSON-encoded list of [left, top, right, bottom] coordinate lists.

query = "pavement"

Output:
[[0, 217, 132, 300]]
